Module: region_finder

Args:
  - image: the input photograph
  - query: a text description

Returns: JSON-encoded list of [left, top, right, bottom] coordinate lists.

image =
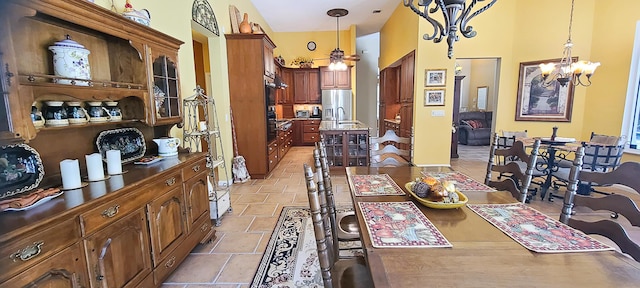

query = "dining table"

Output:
[[346, 166, 640, 287]]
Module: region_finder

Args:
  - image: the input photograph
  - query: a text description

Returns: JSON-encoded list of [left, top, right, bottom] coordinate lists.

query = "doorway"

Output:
[[451, 58, 500, 160]]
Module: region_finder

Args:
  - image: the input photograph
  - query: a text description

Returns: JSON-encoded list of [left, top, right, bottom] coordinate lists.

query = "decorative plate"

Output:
[[3, 191, 63, 211], [405, 182, 468, 209], [0, 144, 45, 200], [96, 127, 146, 164]]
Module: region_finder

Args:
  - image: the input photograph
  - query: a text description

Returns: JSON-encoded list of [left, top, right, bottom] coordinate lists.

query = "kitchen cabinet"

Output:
[[263, 41, 275, 79], [281, 68, 294, 104], [0, 0, 184, 142], [320, 66, 351, 89], [400, 51, 415, 103], [321, 130, 369, 168], [292, 120, 303, 146], [399, 103, 413, 156], [0, 154, 214, 287], [302, 119, 321, 145], [293, 69, 320, 104], [226, 33, 277, 178]]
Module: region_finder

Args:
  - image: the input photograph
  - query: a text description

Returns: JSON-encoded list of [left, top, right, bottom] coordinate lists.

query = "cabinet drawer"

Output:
[[0, 242, 89, 288], [0, 218, 79, 283], [182, 157, 206, 181], [303, 125, 319, 133], [306, 120, 320, 125], [268, 149, 278, 171], [268, 141, 278, 155], [304, 132, 320, 143], [81, 171, 182, 235]]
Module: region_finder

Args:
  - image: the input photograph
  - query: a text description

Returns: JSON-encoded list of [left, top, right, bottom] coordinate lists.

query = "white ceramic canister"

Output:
[[48, 35, 91, 86]]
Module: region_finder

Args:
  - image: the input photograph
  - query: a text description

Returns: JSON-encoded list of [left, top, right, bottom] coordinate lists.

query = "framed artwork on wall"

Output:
[[425, 69, 446, 87], [424, 89, 445, 106], [515, 59, 576, 122]]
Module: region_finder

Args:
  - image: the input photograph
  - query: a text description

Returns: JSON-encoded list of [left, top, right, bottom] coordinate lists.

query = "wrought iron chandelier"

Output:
[[539, 0, 599, 87], [404, 0, 498, 59]]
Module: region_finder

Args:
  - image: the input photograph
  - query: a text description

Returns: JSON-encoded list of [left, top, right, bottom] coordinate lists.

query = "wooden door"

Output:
[[263, 41, 274, 79], [282, 68, 294, 104], [84, 209, 152, 288], [293, 70, 308, 103], [183, 172, 209, 233], [451, 76, 465, 158], [147, 187, 187, 266], [292, 120, 303, 146], [0, 242, 89, 288], [307, 70, 321, 103], [149, 46, 182, 125], [400, 51, 415, 103]]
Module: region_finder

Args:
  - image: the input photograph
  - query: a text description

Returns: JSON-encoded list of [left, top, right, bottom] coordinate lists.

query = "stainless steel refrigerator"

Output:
[[322, 90, 353, 121]]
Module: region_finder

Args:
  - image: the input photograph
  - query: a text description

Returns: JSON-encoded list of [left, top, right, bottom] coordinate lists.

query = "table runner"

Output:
[[468, 203, 613, 253], [350, 174, 405, 196], [421, 171, 495, 192], [358, 201, 452, 248]]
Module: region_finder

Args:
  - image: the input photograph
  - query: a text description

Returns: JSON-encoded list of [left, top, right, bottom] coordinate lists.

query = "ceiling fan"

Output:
[[315, 8, 360, 70]]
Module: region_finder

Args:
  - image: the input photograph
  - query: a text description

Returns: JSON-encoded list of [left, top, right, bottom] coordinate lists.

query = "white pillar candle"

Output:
[[106, 150, 122, 175], [60, 159, 82, 189], [86, 153, 105, 181]]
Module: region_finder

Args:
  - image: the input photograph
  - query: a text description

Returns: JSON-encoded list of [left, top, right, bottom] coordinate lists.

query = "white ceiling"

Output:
[[250, 0, 400, 36]]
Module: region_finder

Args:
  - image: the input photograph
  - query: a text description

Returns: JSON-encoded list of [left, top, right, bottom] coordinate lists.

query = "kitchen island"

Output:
[[319, 120, 370, 169]]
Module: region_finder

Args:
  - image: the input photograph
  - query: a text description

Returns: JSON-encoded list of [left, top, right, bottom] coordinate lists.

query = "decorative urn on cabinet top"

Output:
[[121, 0, 151, 26], [48, 35, 91, 86]]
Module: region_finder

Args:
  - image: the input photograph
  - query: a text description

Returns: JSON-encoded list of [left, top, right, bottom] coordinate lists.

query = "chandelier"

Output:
[[404, 0, 498, 59], [539, 0, 599, 87], [328, 8, 348, 71]]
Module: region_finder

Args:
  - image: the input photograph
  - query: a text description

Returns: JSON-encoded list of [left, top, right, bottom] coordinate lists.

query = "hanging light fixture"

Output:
[[403, 0, 498, 59], [327, 8, 348, 71], [539, 0, 600, 87]]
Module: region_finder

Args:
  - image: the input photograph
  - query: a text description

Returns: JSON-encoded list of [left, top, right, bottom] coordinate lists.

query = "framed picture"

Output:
[[425, 69, 446, 87], [424, 89, 445, 106], [515, 59, 576, 122]]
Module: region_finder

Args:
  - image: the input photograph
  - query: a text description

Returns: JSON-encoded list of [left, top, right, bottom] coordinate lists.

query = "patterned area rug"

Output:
[[468, 203, 613, 253], [250, 207, 362, 288]]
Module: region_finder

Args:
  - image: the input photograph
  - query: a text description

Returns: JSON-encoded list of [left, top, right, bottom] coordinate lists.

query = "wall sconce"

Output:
[[404, 0, 498, 59]]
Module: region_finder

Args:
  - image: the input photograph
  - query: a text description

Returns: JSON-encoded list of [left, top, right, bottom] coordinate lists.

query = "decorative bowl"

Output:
[[404, 182, 468, 209]]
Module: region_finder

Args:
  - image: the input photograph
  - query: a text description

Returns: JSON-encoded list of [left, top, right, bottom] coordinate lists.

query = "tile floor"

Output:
[[160, 145, 607, 287]]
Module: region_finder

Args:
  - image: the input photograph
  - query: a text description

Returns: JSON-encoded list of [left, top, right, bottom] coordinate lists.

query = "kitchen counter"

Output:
[[384, 118, 401, 124], [319, 120, 370, 131]]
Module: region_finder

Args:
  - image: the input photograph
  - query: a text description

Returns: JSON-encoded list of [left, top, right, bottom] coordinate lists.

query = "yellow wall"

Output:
[[270, 30, 353, 68], [379, 3, 418, 69]]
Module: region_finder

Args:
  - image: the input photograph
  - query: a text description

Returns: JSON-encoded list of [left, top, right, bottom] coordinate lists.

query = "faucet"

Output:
[[337, 107, 346, 122]]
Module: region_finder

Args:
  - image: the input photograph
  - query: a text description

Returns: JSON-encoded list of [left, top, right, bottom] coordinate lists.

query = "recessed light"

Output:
[[373, 10, 381, 14]]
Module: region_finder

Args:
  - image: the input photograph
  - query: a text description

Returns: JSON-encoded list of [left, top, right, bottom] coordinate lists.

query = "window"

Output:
[[623, 21, 640, 151]]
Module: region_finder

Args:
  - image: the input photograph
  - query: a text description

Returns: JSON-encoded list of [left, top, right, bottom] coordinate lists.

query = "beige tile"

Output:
[[191, 230, 225, 253], [257, 184, 286, 193], [241, 203, 279, 216], [215, 216, 254, 232], [248, 216, 277, 232], [255, 233, 270, 253], [216, 254, 263, 283], [165, 254, 230, 283], [234, 194, 268, 204], [161, 284, 186, 288], [213, 232, 262, 253], [264, 193, 295, 204], [184, 285, 238, 288], [283, 184, 307, 194], [232, 184, 261, 194]]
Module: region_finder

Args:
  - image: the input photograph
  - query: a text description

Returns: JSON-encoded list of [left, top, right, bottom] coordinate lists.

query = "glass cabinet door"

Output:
[[151, 50, 181, 125], [322, 132, 344, 167], [347, 132, 369, 166]]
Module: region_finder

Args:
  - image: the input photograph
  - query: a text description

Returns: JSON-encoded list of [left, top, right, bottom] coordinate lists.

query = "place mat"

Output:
[[350, 174, 405, 196], [468, 203, 613, 253], [358, 201, 452, 248], [421, 171, 496, 192]]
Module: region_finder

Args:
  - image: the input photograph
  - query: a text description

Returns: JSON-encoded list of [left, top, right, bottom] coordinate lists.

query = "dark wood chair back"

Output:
[[485, 133, 541, 202], [304, 164, 334, 286], [313, 146, 338, 261], [369, 130, 411, 167], [561, 151, 640, 262]]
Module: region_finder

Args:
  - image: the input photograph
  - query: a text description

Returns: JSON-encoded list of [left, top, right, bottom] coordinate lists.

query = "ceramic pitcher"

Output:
[[105, 101, 122, 121], [44, 101, 69, 126], [86, 101, 111, 122], [66, 101, 90, 124]]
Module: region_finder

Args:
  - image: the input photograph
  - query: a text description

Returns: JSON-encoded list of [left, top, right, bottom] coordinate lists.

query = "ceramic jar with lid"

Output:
[[86, 101, 111, 123], [105, 101, 122, 121], [66, 101, 90, 124], [48, 35, 91, 86], [44, 101, 69, 126], [122, 0, 151, 26]]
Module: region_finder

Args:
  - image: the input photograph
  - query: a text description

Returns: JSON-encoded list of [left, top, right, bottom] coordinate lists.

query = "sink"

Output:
[[337, 121, 359, 125]]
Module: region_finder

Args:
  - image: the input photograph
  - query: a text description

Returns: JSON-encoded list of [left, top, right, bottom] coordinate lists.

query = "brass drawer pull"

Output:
[[165, 177, 176, 186], [11, 241, 44, 262], [101, 205, 120, 218], [165, 256, 176, 268], [200, 223, 209, 232], [192, 165, 200, 172]]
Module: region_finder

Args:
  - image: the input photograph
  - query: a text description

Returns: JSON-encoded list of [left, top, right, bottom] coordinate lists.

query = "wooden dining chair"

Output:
[[369, 130, 411, 167], [315, 142, 360, 256], [485, 133, 541, 203], [560, 148, 640, 262], [304, 164, 373, 288]]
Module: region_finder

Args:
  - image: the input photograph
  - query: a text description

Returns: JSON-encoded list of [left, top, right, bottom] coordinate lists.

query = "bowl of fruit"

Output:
[[405, 176, 468, 209]]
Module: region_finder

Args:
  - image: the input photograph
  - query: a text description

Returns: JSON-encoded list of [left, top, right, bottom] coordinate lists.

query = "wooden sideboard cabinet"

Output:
[[0, 0, 184, 141], [0, 153, 214, 287]]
